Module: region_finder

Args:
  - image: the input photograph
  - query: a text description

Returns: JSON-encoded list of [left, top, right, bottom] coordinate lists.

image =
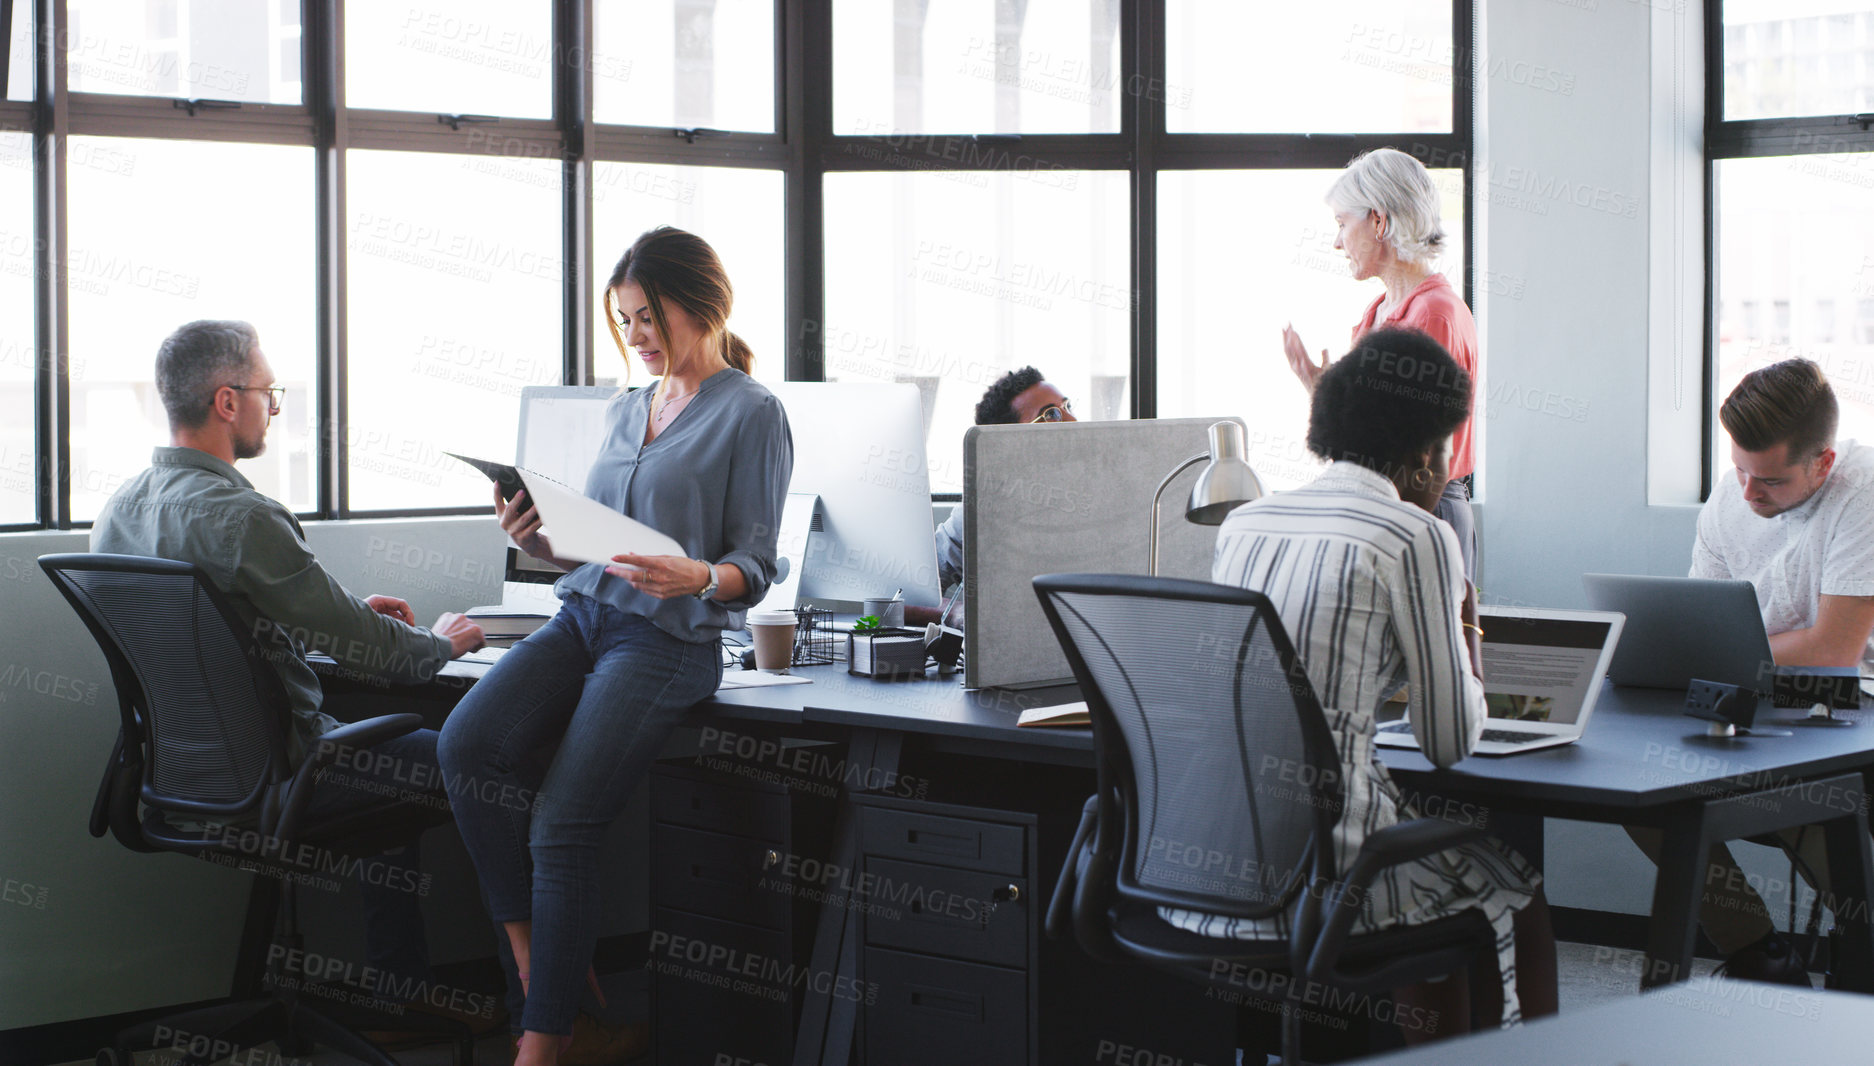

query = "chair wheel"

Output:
[[94, 1050, 121, 1066]]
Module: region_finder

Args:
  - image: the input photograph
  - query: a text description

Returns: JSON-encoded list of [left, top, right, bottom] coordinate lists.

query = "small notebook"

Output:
[[1017, 701, 1090, 728]]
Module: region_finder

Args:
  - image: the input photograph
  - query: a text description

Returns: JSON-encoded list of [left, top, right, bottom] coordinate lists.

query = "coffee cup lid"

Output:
[[747, 610, 798, 626]]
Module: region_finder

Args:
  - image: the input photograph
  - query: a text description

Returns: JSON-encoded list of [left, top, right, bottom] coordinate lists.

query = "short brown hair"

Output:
[[1720, 358, 1837, 460]]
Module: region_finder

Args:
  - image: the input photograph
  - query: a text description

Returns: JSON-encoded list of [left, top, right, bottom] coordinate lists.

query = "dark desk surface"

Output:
[[1377, 682, 1874, 812], [430, 660, 1874, 808], [1358, 978, 1874, 1064]]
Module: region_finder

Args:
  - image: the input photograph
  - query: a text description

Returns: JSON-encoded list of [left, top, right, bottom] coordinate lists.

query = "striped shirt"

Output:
[[1159, 461, 1537, 1026]]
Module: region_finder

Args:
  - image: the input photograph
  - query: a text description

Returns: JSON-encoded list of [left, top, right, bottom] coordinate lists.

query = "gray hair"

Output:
[[155, 320, 260, 429], [1326, 148, 1446, 266]]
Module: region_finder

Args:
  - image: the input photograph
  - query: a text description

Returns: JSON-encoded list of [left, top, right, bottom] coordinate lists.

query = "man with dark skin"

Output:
[[908, 366, 1077, 628]]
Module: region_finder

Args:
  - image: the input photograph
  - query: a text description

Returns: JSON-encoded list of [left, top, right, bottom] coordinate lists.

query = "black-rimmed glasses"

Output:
[[226, 385, 285, 415]]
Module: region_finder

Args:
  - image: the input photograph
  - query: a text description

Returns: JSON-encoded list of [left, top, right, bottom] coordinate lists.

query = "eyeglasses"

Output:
[[1029, 399, 1073, 423], [226, 385, 285, 415]]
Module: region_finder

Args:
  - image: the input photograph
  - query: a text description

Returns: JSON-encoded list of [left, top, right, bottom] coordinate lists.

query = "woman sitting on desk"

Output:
[[1178, 327, 1556, 1035], [439, 226, 792, 1063]]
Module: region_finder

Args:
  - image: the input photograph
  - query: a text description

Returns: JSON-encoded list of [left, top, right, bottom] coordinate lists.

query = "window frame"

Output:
[[1703, 0, 1874, 496], [2, 0, 1473, 530]]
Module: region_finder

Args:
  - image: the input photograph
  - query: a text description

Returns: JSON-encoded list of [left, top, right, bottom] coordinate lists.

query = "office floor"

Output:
[[49, 941, 1789, 1066]]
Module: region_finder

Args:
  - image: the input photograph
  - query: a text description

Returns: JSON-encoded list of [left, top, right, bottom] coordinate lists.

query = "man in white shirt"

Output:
[[1632, 358, 1874, 984]]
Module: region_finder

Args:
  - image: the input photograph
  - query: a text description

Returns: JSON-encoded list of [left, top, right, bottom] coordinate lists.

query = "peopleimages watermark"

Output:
[[204, 825, 432, 897], [646, 930, 879, 1006], [267, 945, 500, 1020], [1093, 1039, 1222, 1066], [146, 1026, 310, 1066], [2, 875, 49, 910], [1206, 960, 1440, 1035], [757, 850, 1000, 925], [693, 726, 931, 801]]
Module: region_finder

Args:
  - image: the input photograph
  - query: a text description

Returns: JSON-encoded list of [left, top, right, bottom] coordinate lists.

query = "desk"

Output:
[[365, 661, 1874, 1062], [1358, 977, 1874, 1064], [1378, 682, 1874, 991]]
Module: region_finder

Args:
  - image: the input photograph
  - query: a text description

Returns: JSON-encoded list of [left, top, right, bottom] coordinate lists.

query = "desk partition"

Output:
[[963, 417, 1246, 688]]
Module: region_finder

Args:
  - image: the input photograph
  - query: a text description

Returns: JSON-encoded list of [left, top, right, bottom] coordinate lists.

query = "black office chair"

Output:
[[38, 553, 471, 1066], [1034, 573, 1501, 1065]]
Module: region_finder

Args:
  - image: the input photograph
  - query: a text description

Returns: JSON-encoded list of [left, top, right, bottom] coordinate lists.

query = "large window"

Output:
[[1709, 2, 1874, 485], [2, 1, 1472, 531]]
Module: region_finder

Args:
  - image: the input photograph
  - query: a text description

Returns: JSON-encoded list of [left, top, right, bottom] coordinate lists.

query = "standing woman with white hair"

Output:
[[1281, 147, 1481, 579]]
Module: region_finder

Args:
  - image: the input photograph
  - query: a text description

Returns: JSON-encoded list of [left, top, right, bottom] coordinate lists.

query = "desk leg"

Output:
[[792, 728, 902, 1066], [1821, 800, 1874, 993], [1642, 802, 1708, 989]]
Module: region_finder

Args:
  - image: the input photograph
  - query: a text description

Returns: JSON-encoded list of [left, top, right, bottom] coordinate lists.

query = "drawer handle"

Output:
[[994, 883, 1021, 903], [762, 849, 782, 870]]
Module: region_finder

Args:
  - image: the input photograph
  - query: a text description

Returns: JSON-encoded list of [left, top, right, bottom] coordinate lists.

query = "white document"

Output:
[[718, 671, 814, 690], [517, 467, 684, 565]]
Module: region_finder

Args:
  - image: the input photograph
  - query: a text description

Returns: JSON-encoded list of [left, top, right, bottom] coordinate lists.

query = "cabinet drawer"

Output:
[[860, 806, 1026, 875], [863, 947, 1026, 1066], [650, 824, 790, 929], [861, 857, 1027, 968], [650, 908, 794, 1066], [653, 769, 788, 842]]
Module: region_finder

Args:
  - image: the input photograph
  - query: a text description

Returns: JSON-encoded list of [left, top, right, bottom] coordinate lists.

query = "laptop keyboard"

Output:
[[1380, 722, 1547, 745]]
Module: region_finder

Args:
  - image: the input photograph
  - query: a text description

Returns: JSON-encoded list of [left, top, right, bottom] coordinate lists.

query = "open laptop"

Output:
[[1582, 574, 1775, 692], [1376, 605, 1626, 756]]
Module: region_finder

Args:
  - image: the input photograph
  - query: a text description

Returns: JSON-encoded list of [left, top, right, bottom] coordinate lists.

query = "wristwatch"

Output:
[[693, 560, 719, 600]]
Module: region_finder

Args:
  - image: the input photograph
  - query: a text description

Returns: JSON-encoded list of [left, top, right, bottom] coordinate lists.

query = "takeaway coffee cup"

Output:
[[862, 597, 906, 628], [747, 609, 798, 673]]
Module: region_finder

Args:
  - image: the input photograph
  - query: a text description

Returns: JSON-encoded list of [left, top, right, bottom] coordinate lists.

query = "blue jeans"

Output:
[[305, 727, 443, 997], [437, 594, 721, 1034]]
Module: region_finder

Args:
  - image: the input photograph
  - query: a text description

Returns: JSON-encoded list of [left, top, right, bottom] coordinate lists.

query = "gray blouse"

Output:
[[556, 367, 793, 644]]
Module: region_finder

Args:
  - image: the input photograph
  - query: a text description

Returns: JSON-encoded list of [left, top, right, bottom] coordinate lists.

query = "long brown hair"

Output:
[[603, 226, 752, 385]]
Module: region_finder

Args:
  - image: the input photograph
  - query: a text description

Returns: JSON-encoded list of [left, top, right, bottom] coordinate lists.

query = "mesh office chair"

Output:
[[38, 553, 471, 1066], [1034, 573, 1500, 1065]]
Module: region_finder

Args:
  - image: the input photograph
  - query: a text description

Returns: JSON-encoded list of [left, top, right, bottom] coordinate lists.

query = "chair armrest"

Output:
[[272, 713, 424, 843], [1304, 817, 1485, 980]]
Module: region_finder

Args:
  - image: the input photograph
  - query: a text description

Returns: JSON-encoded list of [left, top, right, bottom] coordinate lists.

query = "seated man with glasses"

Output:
[[90, 319, 494, 1036], [913, 366, 1077, 627]]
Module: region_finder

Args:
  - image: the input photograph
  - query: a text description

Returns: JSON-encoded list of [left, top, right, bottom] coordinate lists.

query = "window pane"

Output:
[[834, 0, 1121, 135], [1157, 169, 1467, 492], [66, 138, 316, 521], [65, 0, 300, 104], [0, 132, 32, 523], [591, 163, 784, 385], [6, 0, 30, 101], [1167, 1, 1452, 134], [592, 0, 774, 132], [346, 150, 562, 511], [1724, 3, 1874, 120], [1713, 155, 1874, 483], [824, 171, 1130, 494], [346, 1, 550, 118]]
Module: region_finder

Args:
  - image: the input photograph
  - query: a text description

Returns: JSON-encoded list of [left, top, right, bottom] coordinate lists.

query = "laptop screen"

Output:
[[1480, 614, 1619, 726]]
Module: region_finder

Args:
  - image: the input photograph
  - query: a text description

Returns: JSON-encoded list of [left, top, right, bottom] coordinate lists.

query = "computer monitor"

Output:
[[504, 381, 941, 614], [507, 385, 621, 592], [767, 382, 942, 612]]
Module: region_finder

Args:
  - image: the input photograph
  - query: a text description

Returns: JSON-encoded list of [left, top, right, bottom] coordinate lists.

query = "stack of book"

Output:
[[847, 628, 929, 680], [466, 608, 550, 648]]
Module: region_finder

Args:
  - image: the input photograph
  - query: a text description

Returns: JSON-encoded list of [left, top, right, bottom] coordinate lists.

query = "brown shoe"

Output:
[[559, 1013, 650, 1066]]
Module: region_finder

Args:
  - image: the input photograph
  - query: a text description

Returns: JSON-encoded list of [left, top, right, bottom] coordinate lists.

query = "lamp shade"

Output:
[[1184, 421, 1264, 525]]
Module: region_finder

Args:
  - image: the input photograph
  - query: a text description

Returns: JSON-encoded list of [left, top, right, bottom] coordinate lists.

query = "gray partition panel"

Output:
[[963, 417, 1248, 689]]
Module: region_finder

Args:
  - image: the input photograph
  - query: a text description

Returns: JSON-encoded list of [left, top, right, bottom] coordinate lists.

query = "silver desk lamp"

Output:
[[1148, 421, 1265, 575]]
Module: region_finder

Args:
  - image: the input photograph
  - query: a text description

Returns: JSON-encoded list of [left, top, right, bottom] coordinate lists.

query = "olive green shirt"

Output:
[[90, 447, 453, 765]]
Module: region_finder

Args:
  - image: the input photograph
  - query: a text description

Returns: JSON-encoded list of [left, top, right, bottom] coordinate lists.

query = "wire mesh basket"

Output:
[[791, 606, 835, 666]]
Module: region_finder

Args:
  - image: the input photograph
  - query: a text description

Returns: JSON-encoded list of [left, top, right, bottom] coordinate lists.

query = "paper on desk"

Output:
[[517, 467, 684, 564], [1017, 701, 1090, 727], [718, 671, 814, 690]]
